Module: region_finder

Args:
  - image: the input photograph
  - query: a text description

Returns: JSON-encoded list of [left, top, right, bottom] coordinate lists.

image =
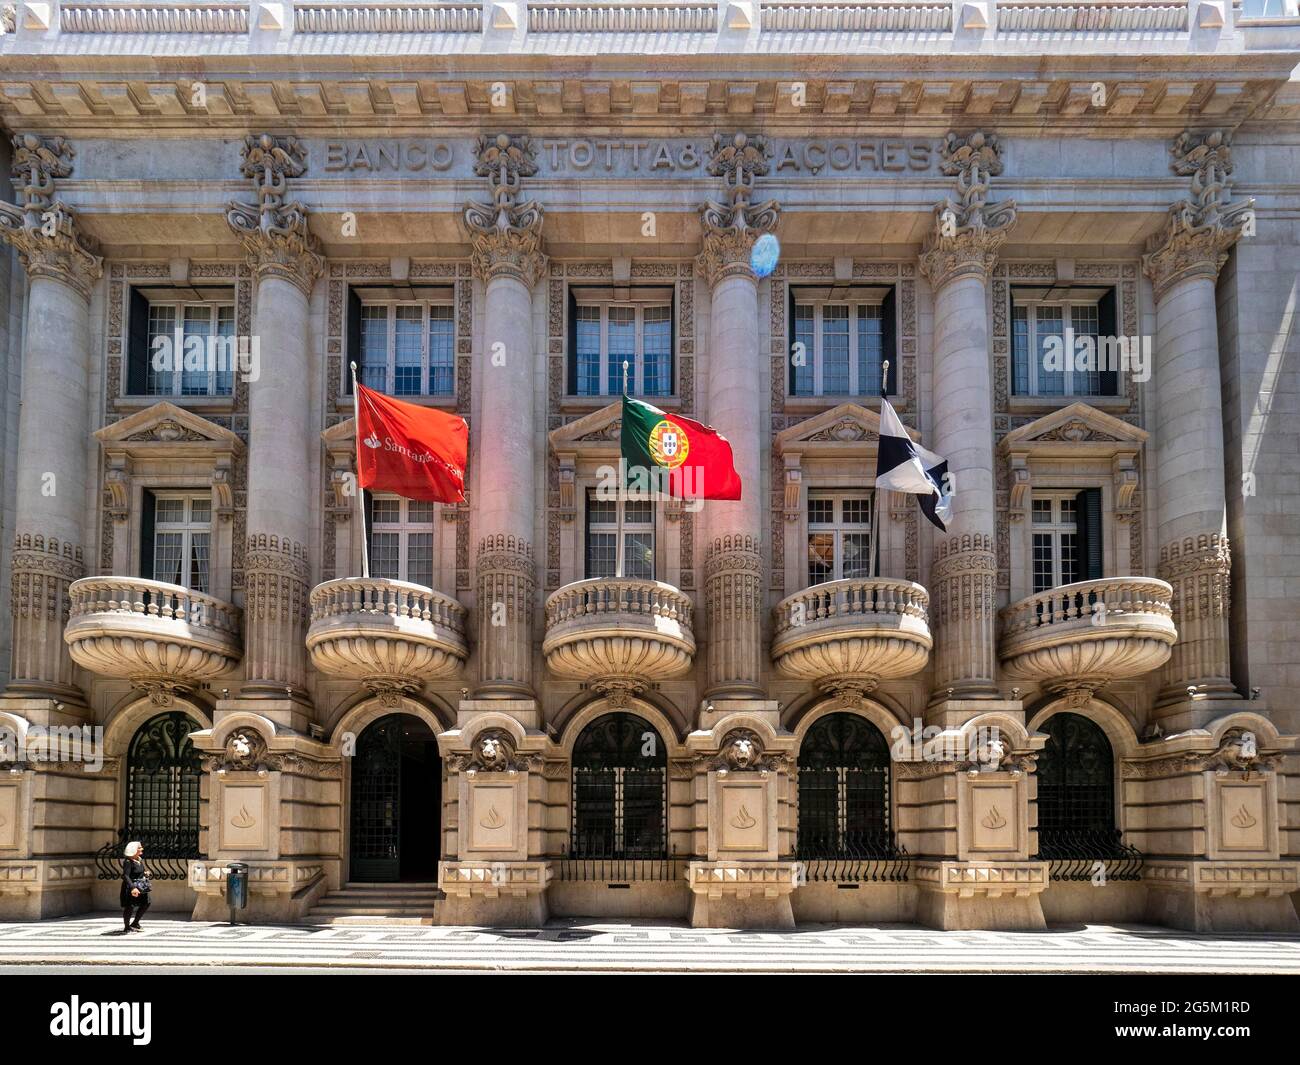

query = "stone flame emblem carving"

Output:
[[980, 806, 1007, 831], [729, 805, 758, 831], [1230, 804, 1258, 831], [479, 804, 505, 831], [230, 805, 256, 830]]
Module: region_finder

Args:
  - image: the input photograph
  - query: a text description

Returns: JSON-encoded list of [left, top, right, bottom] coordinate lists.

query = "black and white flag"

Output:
[[874, 396, 952, 531]]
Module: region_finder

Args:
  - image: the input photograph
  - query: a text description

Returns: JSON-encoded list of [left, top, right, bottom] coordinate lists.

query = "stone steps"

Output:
[[301, 882, 444, 926]]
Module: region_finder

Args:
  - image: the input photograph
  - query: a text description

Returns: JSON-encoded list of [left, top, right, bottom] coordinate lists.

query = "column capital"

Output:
[[464, 134, 547, 287], [1142, 130, 1252, 302], [918, 131, 1015, 290], [0, 134, 103, 299], [226, 133, 324, 296], [696, 132, 780, 288]]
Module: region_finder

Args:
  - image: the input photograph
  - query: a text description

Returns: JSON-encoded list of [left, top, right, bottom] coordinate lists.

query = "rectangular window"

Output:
[[1011, 287, 1120, 398], [569, 287, 674, 397], [585, 490, 654, 579], [1031, 492, 1082, 593], [367, 494, 435, 587], [129, 289, 237, 398], [789, 287, 893, 398], [146, 492, 211, 593], [807, 491, 873, 586], [355, 299, 455, 397]]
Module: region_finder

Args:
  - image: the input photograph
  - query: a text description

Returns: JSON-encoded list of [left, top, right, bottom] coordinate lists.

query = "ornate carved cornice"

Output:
[[463, 134, 546, 286], [918, 131, 1016, 290], [0, 134, 103, 299], [1142, 131, 1253, 302], [697, 132, 781, 287], [226, 133, 324, 295]]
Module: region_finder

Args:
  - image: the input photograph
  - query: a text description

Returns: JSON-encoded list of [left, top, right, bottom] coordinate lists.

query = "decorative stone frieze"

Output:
[[475, 534, 536, 696], [8, 534, 85, 694], [930, 534, 998, 698], [1157, 533, 1233, 699], [918, 132, 1016, 290], [696, 132, 780, 286], [242, 534, 310, 692], [1142, 131, 1252, 301], [703, 534, 763, 698], [226, 134, 324, 294], [463, 134, 546, 286], [0, 134, 102, 299]]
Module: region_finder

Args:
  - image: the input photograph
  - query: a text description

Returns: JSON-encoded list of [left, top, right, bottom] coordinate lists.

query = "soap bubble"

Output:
[[750, 233, 780, 279]]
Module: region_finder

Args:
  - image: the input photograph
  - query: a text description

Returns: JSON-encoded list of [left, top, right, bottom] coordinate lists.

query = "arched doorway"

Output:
[[120, 710, 203, 878], [796, 712, 892, 858], [1035, 711, 1121, 855], [349, 714, 441, 882], [571, 712, 667, 859]]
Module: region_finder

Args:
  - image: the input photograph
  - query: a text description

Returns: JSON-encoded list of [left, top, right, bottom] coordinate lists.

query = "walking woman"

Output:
[[120, 840, 152, 933]]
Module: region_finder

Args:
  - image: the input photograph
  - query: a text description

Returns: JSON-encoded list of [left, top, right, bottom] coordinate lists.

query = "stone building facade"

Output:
[[0, 1, 1298, 932]]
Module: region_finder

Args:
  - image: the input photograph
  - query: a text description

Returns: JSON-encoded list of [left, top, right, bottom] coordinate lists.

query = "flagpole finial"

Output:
[[881, 359, 890, 399], [622, 358, 630, 396]]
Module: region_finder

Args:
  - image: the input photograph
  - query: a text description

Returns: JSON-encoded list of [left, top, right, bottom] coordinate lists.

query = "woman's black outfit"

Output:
[[120, 857, 150, 931]]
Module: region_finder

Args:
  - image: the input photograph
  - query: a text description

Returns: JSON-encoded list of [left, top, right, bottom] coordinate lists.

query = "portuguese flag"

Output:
[[620, 396, 742, 500]]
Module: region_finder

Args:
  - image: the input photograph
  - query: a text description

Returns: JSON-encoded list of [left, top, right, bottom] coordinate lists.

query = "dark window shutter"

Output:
[[669, 285, 678, 397], [787, 284, 798, 395], [1097, 288, 1119, 396], [1075, 488, 1104, 581], [880, 286, 897, 395], [344, 287, 362, 395], [127, 288, 150, 395], [566, 287, 579, 395], [582, 489, 593, 580], [362, 489, 374, 573], [139, 490, 157, 580]]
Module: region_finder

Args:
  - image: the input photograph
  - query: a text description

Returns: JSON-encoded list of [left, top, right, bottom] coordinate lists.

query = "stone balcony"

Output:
[[999, 577, 1177, 699], [307, 578, 468, 697], [65, 576, 243, 697], [771, 578, 932, 695], [543, 577, 695, 696]]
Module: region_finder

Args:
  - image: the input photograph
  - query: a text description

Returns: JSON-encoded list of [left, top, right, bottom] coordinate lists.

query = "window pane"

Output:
[[586, 533, 616, 579], [189, 532, 210, 594], [1011, 304, 1030, 395], [623, 499, 652, 525], [587, 495, 616, 525], [360, 306, 388, 390], [575, 306, 601, 396], [1036, 306, 1065, 396], [624, 532, 654, 579], [407, 500, 434, 524], [606, 306, 635, 396], [189, 497, 211, 524], [1060, 533, 1079, 586], [392, 305, 423, 396], [369, 532, 400, 580], [155, 497, 185, 524], [857, 305, 883, 397], [429, 306, 454, 396], [1032, 533, 1054, 594], [807, 497, 834, 525], [215, 306, 236, 395], [181, 307, 212, 395], [792, 305, 814, 396], [371, 496, 400, 524], [821, 305, 850, 394], [154, 532, 184, 585], [808, 533, 834, 585], [1059, 497, 1077, 527], [842, 534, 872, 579], [1031, 498, 1052, 524], [406, 533, 433, 588], [841, 497, 871, 525], [1071, 304, 1101, 396], [146, 305, 177, 395], [642, 306, 672, 397]]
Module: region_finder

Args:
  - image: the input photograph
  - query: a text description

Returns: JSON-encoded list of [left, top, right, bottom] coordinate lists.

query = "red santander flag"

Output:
[[355, 382, 468, 504]]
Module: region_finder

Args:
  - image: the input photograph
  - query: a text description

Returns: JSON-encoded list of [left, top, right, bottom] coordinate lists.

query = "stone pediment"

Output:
[[1000, 403, 1147, 454], [548, 402, 623, 457], [96, 401, 242, 452], [776, 402, 918, 458]]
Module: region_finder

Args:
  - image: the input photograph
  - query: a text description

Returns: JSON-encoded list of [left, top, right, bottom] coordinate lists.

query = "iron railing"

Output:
[[794, 833, 911, 883], [94, 829, 201, 882], [1037, 828, 1144, 881], [554, 845, 683, 883]]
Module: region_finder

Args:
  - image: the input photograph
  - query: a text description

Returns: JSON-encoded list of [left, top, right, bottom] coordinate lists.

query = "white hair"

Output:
[[123, 841, 143, 859]]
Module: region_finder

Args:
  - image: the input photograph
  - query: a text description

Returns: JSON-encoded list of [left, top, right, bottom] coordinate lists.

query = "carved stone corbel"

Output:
[[463, 134, 547, 287]]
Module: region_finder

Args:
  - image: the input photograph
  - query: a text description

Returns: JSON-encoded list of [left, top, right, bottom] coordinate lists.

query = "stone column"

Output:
[[1142, 132, 1250, 721], [917, 132, 1015, 716], [696, 133, 780, 701], [463, 134, 546, 699], [0, 135, 102, 707], [226, 135, 323, 709]]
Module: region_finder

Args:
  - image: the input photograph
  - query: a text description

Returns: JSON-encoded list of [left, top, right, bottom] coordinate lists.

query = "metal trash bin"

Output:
[[225, 861, 249, 925]]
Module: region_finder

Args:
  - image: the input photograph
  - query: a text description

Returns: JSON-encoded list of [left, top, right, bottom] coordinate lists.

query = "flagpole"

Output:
[[616, 359, 629, 580], [870, 359, 889, 582], [351, 361, 370, 580]]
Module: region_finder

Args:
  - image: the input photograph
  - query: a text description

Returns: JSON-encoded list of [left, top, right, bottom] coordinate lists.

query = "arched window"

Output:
[[797, 713, 892, 857], [122, 711, 203, 873], [1035, 712, 1138, 877], [571, 713, 667, 859]]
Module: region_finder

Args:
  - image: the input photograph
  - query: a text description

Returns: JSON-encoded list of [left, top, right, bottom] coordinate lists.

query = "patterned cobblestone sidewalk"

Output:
[[0, 917, 1297, 973]]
